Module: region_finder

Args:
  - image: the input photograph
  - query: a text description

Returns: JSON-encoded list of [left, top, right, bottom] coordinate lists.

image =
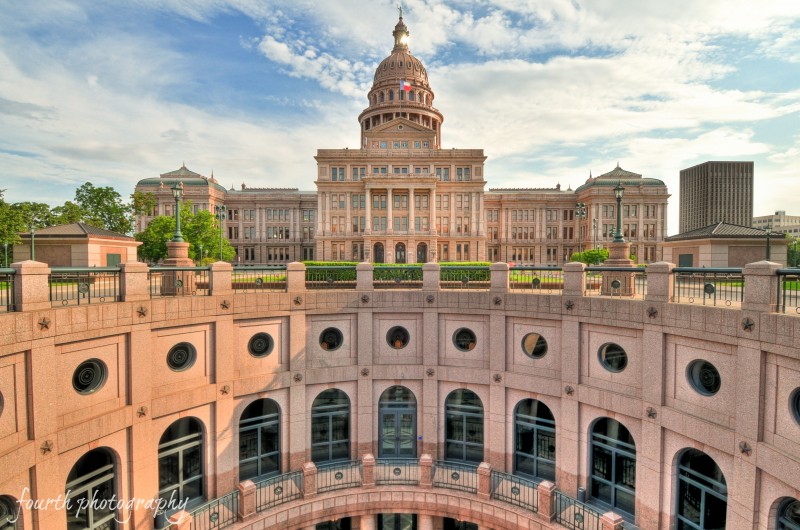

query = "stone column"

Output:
[[168, 511, 192, 530], [600, 511, 624, 530], [644, 261, 675, 302], [209, 261, 233, 296], [419, 514, 434, 530], [387, 187, 394, 233], [490, 262, 509, 293], [419, 454, 433, 488], [409, 187, 416, 234], [357, 263, 374, 291], [361, 515, 376, 530], [346, 191, 352, 237], [120, 261, 150, 302], [562, 262, 586, 298], [362, 453, 376, 489], [302, 462, 318, 499], [238, 480, 256, 521], [11, 260, 51, 312], [536, 481, 556, 521], [365, 188, 372, 233], [423, 263, 440, 291], [477, 462, 492, 500], [600, 241, 635, 296], [742, 260, 781, 312]]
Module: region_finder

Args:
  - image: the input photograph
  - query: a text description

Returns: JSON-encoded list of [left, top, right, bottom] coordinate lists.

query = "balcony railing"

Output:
[[510, 266, 563, 293], [232, 266, 287, 292], [317, 460, 362, 493], [553, 490, 603, 530], [490, 470, 539, 512], [305, 266, 357, 290], [148, 267, 211, 298], [672, 267, 743, 307], [432, 460, 478, 493], [375, 458, 420, 486], [0, 268, 15, 313], [255, 470, 303, 512], [49, 267, 120, 306], [373, 266, 423, 289], [440, 266, 490, 290], [190, 490, 239, 530], [777, 269, 800, 314]]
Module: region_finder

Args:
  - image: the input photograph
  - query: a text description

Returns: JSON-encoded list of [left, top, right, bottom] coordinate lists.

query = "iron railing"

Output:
[[777, 269, 800, 314], [490, 470, 538, 512], [672, 267, 743, 307], [49, 267, 120, 306], [432, 460, 478, 493], [553, 490, 603, 530], [316, 460, 362, 493], [375, 458, 420, 485], [305, 266, 357, 290], [509, 266, 563, 292], [585, 267, 647, 300], [0, 268, 15, 312], [255, 470, 303, 512], [148, 267, 211, 298], [373, 266, 423, 289], [440, 266, 490, 290], [232, 266, 287, 292], [191, 490, 239, 530]]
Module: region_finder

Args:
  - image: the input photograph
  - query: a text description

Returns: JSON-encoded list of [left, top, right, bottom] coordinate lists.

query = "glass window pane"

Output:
[[704, 493, 727, 529], [239, 430, 259, 460], [183, 446, 202, 480], [678, 480, 702, 525], [240, 460, 259, 481], [159, 454, 179, 489], [182, 477, 203, 502], [261, 424, 279, 453]]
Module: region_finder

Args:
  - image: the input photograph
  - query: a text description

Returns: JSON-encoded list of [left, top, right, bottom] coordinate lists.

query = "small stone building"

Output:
[[15, 222, 141, 266], [661, 221, 788, 267]]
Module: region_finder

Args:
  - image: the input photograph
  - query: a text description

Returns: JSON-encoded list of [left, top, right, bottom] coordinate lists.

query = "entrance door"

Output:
[[395, 243, 406, 264], [106, 253, 121, 267], [374, 243, 385, 264], [416, 243, 427, 263], [379, 411, 416, 458]]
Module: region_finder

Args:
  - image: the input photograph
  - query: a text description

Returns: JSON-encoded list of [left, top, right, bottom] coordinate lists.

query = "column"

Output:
[[430, 187, 437, 235], [289, 206, 295, 241], [345, 191, 352, 237], [255, 207, 261, 241], [365, 188, 372, 233], [409, 186, 415, 234], [387, 187, 394, 233]]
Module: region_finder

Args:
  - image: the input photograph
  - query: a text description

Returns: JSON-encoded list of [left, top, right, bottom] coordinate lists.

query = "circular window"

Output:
[[453, 328, 477, 352], [598, 343, 628, 372], [167, 342, 197, 372], [319, 328, 343, 351], [789, 388, 800, 425], [521, 333, 548, 358], [687, 360, 721, 396], [72, 359, 107, 394], [248, 332, 274, 357], [386, 326, 410, 349]]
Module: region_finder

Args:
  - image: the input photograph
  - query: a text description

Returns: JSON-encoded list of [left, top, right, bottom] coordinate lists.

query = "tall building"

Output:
[[679, 161, 753, 233], [753, 210, 800, 238]]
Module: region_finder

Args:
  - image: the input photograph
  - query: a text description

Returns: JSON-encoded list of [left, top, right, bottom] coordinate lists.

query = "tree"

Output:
[[51, 201, 86, 225], [74, 182, 133, 234], [131, 191, 156, 216], [569, 248, 609, 265], [788, 234, 800, 267], [11, 201, 55, 228]]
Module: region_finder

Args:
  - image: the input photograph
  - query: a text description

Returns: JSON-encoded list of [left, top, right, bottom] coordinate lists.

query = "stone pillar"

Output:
[[422, 263, 440, 291], [209, 261, 233, 296], [600, 511, 624, 530], [601, 241, 636, 296], [168, 510, 192, 530], [365, 189, 372, 233], [562, 262, 586, 298], [419, 514, 434, 530], [490, 262, 509, 292], [357, 263, 374, 291], [160, 241, 195, 296], [361, 515, 376, 530], [409, 187, 416, 234], [302, 461, 318, 499], [742, 260, 781, 312], [477, 462, 492, 500], [11, 260, 50, 311], [387, 187, 394, 233], [286, 262, 307, 292], [362, 453, 376, 489], [536, 481, 556, 521], [644, 261, 675, 302], [238, 480, 256, 521], [419, 454, 433, 489], [119, 261, 150, 302]]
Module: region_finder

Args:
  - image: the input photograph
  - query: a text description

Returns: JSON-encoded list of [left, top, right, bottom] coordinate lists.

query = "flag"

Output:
[[400, 80, 412, 91]]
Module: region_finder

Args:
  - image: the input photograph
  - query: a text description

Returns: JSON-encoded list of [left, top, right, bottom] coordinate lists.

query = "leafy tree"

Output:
[[74, 182, 133, 234], [51, 201, 86, 225], [569, 248, 609, 265], [11, 201, 55, 228], [131, 191, 156, 216], [788, 235, 800, 267]]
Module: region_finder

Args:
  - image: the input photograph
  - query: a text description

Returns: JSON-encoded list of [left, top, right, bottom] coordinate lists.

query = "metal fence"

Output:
[[232, 266, 287, 292], [440, 266, 490, 290], [672, 268, 743, 307], [191, 490, 239, 530], [148, 267, 211, 298], [553, 490, 603, 530], [584, 267, 647, 300], [0, 269, 14, 312], [509, 267, 563, 293], [432, 460, 478, 493], [255, 470, 303, 512], [777, 269, 800, 314], [375, 458, 420, 486], [49, 267, 120, 306], [305, 266, 357, 290], [316, 460, 362, 493], [373, 266, 423, 289], [490, 470, 538, 513]]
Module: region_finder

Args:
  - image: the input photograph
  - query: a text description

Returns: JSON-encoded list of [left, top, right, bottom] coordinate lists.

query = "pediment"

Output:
[[368, 117, 432, 134]]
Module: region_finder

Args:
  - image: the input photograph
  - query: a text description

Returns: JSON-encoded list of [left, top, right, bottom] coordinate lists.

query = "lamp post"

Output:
[[765, 223, 772, 261], [215, 205, 227, 260], [198, 244, 203, 266], [575, 202, 587, 251], [613, 182, 625, 243], [3, 242, 7, 267], [170, 182, 185, 242], [29, 222, 36, 261]]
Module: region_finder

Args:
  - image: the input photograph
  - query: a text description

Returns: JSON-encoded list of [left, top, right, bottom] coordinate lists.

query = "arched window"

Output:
[[374, 243, 385, 264], [416, 243, 427, 263], [380, 92, 385, 103], [239, 399, 280, 481], [379, 386, 417, 458], [395, 243, 406, 263], [676, 449, 727, 530], [158, 418, 204, 507], [0, 496, 19, 530], [778, 498, 800, 530], [445, 389, 483, 463], [311, 389, 350, 464], [66, 449, 116, 529], [514, 399, 556, 481], [409, 90, 414, 102], [590, 418, 636, 516], [389, 90, 395, 101]]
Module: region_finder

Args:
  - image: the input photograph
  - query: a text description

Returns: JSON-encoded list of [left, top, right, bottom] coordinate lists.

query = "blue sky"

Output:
[[2, 1, 800, 235]]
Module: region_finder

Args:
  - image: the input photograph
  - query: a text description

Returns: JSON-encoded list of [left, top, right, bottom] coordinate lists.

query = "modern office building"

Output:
[[679, 161, 754, 233], [753, 211, 800, 238]]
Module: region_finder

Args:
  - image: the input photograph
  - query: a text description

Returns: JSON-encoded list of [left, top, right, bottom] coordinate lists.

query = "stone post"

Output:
[[119, 261, 150, 302], [477, 462, 492, 500], [210, 261, 233, 296], [167, 510, 192, 530], [357, 263, 374, 291], [562, 262, 586, 298], [302, 461, 317, 499], [601, 241, 635, 296], [536, 481, 556, 521], [422, 263, 440, 291], [287, 262, 307, 293], [644, 261, 675, 302], [490, 262, 509, 292], [419, 454, 433, 489], [237, 480, 256, 521], [11, 260, 51, 312], [742, 260, 781, 312], [362, 453, 376, 489], [600, 511, 624, 530]]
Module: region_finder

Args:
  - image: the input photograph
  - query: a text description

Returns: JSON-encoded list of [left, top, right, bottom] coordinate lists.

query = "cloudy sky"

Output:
[[2, 1, 800, 235]]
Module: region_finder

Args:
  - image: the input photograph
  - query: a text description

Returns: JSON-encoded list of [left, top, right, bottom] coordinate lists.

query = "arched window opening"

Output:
[[416, 243, 427, 263], [380, 92, 385, 103], [514, 399, 556, 481], [444, 389, 483, 463], [778, 498, 800, 530], [395, 243, 406, 264], [66, 449, 117, 530], [374, 243, 385, 264], [389, 90, 395, 101], [158, 418, 204, 508], [311, 389, 350, 464], [590, 418, 636, 516], [379, 386, 417, 458], [677, 449, 727, 530], [239, 399, 281, 481]]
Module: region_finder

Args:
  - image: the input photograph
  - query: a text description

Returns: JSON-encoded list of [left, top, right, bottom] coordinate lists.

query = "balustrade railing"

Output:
[[232, 266, 287, 292], [255, 470, 303, 512], [0, 269, 14, 312], [305, 266, 357, 290], [440, 266, 490, 290], [49, 267, 120, 306], [490, 470, 538, 512], [509, 267, 563, 292], [191, 490, 239, 530], [317, 460, 362, 493], [432, 460, 478, 493], [672, 267, 743, 307], [373, 266, 423, 289], [375, 458, 420, 485], [585, 267, 647, 300], [777, 269, 800, 314], [553, 490, 603, 530], [148, 267, 211, 298]]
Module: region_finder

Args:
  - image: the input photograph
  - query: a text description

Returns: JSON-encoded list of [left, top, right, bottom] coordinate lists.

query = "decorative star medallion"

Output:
[[646, 407, 657, 419], [564, 385, 575, 395], [37, 317, 51, 330], [426, 295, 435, 304], [426, 368, 435, 377], [493, 373, 502, 383], [294, 296, 303, 305], [40, 440, 53, 454], [293, 373, 303, 383], [361, 295, 370, 303], [742, 317, 755, 332], [565, 300, 574, 310], [220, 300, 230, 309], [493, 296, 502, 305], [137, 406, 148, 418], [137, 306, 148, 317], [739, 441, 752, 456], [220, 384, 230, 395], [360, 368, 370, 377], [647, 307, 658, 318]]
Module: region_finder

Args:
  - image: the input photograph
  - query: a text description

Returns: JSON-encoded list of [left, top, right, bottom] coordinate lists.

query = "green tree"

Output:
[[569, 248, 609, 265], [11, 201, 55, 228], [74, 182, 133, 234], [131, 191, 156, 216], [788, 235, 800, 267], [51, 201, 86, 225]]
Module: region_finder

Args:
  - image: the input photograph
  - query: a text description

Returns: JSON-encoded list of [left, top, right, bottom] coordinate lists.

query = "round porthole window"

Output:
[[687, 360, 721, 396], [167, 342, 197, 372], [72, 359, 107, 394], [598, 343, 628, 372], [386, 326, 410, 349], [248, 332, 274, 357], [319, 328, 343, 351], [521, 333, 548, 359], [453, 328, 477, 352], [791, 388, 800, 426]]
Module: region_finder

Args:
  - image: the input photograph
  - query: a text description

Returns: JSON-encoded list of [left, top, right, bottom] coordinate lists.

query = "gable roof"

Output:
[[665, 222, 775, 241], [24, 222, 135, 240]]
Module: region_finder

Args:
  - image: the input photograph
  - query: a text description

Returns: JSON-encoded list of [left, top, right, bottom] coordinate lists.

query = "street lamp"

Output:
[[575, 202, 587, 251], [765, 223, 772, 261], [613, 182, 625, 243], [3, 241, 7, 267], [215, 205, 227, 260], [171, 182, 185, 243], [198, 243, 203, 266], [29, 222, 36, 261]]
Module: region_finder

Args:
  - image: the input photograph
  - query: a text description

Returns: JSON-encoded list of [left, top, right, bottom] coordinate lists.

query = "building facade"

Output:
[[679, 161, 754, 233], [753, 211, 800, 238], [135, 18, 669, 266]]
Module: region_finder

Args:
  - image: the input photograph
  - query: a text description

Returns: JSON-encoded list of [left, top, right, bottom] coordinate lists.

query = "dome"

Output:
[[372, 16, 430, 90]]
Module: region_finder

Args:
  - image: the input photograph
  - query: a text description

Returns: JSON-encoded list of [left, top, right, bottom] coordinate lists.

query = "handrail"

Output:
[[49, 266, 121, 273], [672, 267, 743, 274], [149, 266, 211, 272]]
